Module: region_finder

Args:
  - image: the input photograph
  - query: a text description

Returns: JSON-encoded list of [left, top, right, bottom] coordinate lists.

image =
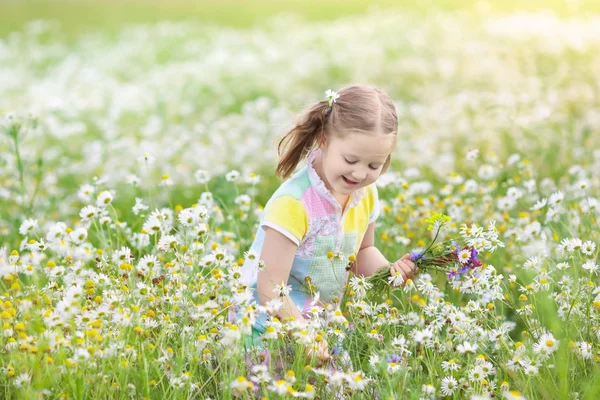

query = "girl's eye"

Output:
[[369, 165, 381, 170], [344, 158, 357, 165]]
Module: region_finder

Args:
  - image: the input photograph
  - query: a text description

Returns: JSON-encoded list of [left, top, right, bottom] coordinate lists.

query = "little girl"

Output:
[[241, 84, 417, 363]]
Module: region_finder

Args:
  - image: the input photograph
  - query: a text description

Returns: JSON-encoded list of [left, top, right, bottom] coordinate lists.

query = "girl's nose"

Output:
[[351, 169, 366, 182]]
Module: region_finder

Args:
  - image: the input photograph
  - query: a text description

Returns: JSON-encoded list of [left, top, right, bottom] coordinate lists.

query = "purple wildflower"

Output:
[[410, 250, 425, 262], [388, 354, 403, 364], [470, 247, 479, 260], [453, 241, 461, 254]]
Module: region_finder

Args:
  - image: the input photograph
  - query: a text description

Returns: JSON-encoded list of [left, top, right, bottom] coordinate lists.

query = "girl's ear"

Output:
[[316, 136, 324, 149], [318, 132, 327, 148]]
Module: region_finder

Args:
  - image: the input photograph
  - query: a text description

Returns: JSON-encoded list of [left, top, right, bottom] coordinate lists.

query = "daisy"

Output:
[[458, 249, 471, 264], [548, 191, 564, 206], [478, 361, 496, 376], [157, 235, 178, 252], [421, 384, 436, 396], [346, 372, 371, 391], [132, 198, 149, 215], [582, 261, 599, 274], [137, 254, 159, 274], [127, 174, 141, 186], [457, 341, 478, 354], [367, 329, 381, 340], [468, 365, 485, 382], [413, 328, 433, 344], [262, 325, 279, 340], [324, 89, 340, 105], [250, 365, 271, 385], [403, 278, 416, 293], [69, 228, 88, 244], [581, 240, 596, 256], [368, 353, 380, 368], [142, 216, 162, 234], [524, 365, 539, 376], [441, 359, 460, 372], [225, 170, 240, 182], [537, 333, 559, 354], [112, 246, 132, 264], [244, 249, 259, 262], [74, 348, 91, 362], [388, 270, 404, 286], [222, 324, 242, 346], [138, 152, 155, 165], [14, 373, 31, 388], [440, 376, 458, 396], [387, 361, 402, 374], [194, 223, 208, 237], [96, 191, 113, 207], [578, 342, 593, 359], [268, 379, 291, 396], [555, 262, 570, 270], [568, 238, 583, 252], [273, 282, 292, 297], [18, 219, 38, 236], [530, 198, 547, 211], [194, 169, 211, 184], [330, 309, 347, 324], [293, 329, 313, 346], [265, 298, 284, 314], [466, 149, 479, 161], [532, 342, 551, 359], [77, 184, 95, 201], [503, 390, 526, 400], [244, 172, 260, 185], [349, 275, 372, 298]]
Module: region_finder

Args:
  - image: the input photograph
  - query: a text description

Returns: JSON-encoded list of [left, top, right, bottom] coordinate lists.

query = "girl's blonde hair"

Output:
[[276, 84, 398, 180]]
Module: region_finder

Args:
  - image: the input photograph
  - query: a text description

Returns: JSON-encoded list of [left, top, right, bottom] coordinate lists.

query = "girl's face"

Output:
[[316, 131, 395, 198]]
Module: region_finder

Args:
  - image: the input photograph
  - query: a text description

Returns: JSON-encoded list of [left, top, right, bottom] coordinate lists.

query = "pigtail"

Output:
[[276, 101, 330, 180]]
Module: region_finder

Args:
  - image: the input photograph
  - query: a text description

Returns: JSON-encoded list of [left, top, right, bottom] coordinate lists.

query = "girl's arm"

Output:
[[256, 227, 306, 322], [352, 222, 389, 277], [353, 222, 418, 280]]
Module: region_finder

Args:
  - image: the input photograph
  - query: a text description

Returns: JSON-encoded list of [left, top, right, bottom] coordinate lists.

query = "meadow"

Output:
[[0, 2, 599, 399]]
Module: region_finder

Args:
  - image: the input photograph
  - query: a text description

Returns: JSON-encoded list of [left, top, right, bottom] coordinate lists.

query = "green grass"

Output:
[[1, 0, 600, 39]]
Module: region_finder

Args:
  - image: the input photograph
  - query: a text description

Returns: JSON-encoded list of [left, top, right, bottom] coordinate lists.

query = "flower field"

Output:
[[0, 7, 599, 399]]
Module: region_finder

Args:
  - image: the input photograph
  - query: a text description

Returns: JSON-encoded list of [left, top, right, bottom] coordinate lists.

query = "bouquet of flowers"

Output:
[[367, 213, 505, 296]]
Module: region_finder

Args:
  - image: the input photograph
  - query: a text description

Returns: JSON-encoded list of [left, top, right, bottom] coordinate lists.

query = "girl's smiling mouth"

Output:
[[343, 176, 359, 186]]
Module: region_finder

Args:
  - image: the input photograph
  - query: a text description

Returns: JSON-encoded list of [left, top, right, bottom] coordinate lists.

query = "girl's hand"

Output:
[[305, 339, 329, 366], [389, 253, 418, 286]]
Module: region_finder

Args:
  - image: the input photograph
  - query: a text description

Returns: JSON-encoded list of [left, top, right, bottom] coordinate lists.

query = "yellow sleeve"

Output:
[[367, 184, 380, 224], [261, 195, 308, 245]]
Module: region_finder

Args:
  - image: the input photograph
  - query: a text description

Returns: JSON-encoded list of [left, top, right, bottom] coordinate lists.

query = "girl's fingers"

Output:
[[319, 341, 329, 361], [404, 259, 416, 273], [398, 261, 413, 276], [401, 261, 418, 279], [391, 260, 418, 281]]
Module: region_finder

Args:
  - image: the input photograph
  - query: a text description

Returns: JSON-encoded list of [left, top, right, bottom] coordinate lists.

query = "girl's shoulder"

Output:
[[269, 165, 311, 201]]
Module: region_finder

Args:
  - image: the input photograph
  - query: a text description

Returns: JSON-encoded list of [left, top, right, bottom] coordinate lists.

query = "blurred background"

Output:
[[1, 0, 599, 245], [2, 0, 600, 38]]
